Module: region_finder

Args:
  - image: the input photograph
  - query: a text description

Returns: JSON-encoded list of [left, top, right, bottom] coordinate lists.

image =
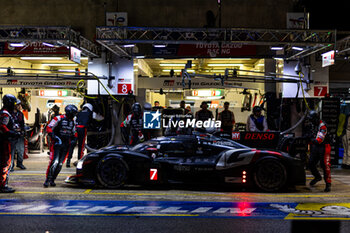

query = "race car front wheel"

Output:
[[97, 156, 128, 189], [253, 158, 287, 192]]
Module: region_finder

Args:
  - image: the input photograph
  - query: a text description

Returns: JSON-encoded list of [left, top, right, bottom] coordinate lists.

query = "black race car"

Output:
[[66, 134, 305, 192]]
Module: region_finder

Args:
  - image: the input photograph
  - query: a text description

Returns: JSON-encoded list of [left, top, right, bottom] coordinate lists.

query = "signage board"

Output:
[[70, 46, 81, 64], [322, 98, 340, 164], [322, 50, 335, 67], [3, 42, 69, 55], [87, 57, 134, 96], [106, 12, 128, 26], [0, 79, 79, 88], [286, 12, 309, 29], [153, 43, 256, 58], [138, 77, 263, 90], [314, 86, 328, 97]]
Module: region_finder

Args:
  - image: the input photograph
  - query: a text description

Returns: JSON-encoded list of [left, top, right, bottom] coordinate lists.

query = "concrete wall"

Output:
[[0, 0, 294, 40]]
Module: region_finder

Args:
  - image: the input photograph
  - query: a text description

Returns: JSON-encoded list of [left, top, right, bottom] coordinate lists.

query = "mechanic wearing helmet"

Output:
[[44, 104, 78, 187], [120, 102, 144, 145], [0, 94, 20, 193], [307, 110, 331, 192], [246, 106, 268, 132], [67, 103, 104, 167]]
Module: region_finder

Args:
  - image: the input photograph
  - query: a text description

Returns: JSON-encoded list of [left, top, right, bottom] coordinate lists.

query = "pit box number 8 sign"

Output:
[[117, 83, 132, 95]]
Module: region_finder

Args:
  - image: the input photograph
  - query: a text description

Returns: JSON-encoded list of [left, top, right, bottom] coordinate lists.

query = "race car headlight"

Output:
[[77, 160, 84, 169]]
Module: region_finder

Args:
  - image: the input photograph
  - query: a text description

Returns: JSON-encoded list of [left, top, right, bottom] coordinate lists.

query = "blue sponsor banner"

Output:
[[0, 199, 297, 218]]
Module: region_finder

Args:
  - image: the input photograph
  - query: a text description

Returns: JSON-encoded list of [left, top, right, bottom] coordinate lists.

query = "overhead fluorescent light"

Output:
[[136, 56, 145, 59], [123, 44, 135, 48], [153, 44, 167, 48], [162, 69, 195, 72], [270, 47, 283, 50], [159, 64, 196, 67], [43, 63, 78, 66], [57, 69, 76, 72], [273, 57, 284, 60], [21, 57, 63, 60], [10, 43, 25, 47], [207, 64, 243, 67], [210, 58, 250, 60], [42, 42, 55, 47], [292, 46, 304, 51]]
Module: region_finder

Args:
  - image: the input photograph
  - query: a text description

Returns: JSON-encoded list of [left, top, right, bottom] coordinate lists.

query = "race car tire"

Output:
[[253, 158, 287, 192], [96, 156, 128, 189]]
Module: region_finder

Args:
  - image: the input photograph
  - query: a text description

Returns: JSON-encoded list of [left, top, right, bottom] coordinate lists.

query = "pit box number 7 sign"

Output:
[[314, 86, 327, 97]]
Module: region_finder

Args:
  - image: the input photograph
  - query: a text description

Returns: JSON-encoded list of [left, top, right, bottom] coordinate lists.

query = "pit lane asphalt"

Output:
[[4, 152, 350, 203], [2, 152, 350, 233]]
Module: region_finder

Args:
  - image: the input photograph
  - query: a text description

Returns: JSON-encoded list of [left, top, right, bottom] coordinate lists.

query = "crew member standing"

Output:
[[120, 102, 144, 145], [218, 102, 235, 133], [10, 100, 26, 170], [195, 102, 214, 121], [308, 110, 332, 192], [0, 94, 20, 193], [44, 105, 78, 187], [68, 103, 104, 167], [246, 106, 268, 132]]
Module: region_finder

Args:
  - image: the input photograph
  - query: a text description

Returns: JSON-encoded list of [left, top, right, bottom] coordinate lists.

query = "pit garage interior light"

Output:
[[292, 46, 304, 51], [42, 63, 78, 66], [39, 90, 69, 97], [21, 57, 63, 60], [159, 64, 196, 66]]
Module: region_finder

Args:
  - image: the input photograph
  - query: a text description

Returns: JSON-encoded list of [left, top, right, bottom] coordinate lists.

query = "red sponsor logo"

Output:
[[244, 133, 275, 140], [232, 132, 241, 140], [163, 80, 175, 86]]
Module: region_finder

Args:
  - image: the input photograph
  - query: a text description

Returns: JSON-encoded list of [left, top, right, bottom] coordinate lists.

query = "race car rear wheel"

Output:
[[97, 157, 128, 188], [253, 158, 287, 192]]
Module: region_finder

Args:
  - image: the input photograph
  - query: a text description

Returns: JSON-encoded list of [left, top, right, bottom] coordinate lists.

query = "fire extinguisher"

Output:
[[24, 138, 29, 159]]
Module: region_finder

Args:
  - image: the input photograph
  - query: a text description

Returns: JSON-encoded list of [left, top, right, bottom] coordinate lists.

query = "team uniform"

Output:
[[218, 109, 235, 133], [309, 120, 332, 189], [120, 113, 144, 145], [0, 94, 20, 193], [45, 113, 77, 186], [246, 114, 268, 132]]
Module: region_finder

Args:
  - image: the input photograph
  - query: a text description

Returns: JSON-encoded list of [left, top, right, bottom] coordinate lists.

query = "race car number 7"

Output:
[[150, 168, 158, 180]]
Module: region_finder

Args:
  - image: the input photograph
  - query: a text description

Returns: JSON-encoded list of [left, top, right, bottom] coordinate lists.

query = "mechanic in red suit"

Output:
[[0, 94, 20, 193], [120, 102, 144, 145], [44, 105, 78, 187], [308, 110, 332, 192]]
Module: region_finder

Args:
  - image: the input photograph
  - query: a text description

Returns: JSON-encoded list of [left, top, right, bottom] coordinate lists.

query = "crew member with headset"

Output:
[[44, 105, 78, 187], [246, 106, 268, 132], [120, 102, 144, 145], [308, 110, 332, 192], [67, 103, 104, 167], [0, 94, 20, 193]]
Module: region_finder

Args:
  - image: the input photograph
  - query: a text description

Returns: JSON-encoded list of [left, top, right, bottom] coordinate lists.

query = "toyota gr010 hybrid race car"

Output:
[[66, 134, 306, 192]]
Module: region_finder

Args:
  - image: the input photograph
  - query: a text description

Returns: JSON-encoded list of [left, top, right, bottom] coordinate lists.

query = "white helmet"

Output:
[[82, 103, 93, 112]]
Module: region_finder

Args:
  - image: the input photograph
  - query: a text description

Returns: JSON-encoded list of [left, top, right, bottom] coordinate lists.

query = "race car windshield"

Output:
[[131, 141, 158, 152]]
